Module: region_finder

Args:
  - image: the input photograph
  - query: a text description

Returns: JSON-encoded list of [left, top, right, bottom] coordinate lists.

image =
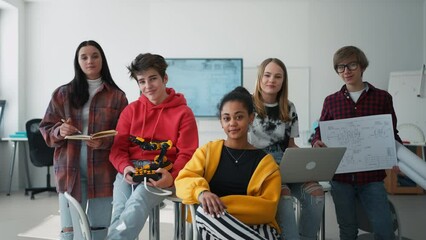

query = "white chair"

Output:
[[188, 204, 198, 240], [397, 123, 425, 144], [64, 192, 92, 240]]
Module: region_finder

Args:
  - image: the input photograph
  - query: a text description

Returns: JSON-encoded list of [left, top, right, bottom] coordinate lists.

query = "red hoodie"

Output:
[[110, 88, 199, 179]]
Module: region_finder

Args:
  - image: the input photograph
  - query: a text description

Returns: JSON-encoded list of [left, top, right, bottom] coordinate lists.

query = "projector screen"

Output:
[[166, 58, 243, 117]]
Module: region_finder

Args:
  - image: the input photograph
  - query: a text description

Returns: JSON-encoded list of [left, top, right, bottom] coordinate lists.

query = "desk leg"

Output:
[[7, 141, 17, 196], [173, 201, 186, 240], [318, 184, 330, 240], [318, 206, 325, 240], [149, 205, 160, 240], [23, 142, 32, 188]]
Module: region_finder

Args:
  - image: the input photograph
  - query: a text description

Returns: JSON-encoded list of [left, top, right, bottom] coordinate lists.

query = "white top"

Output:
[[82, 78, 102, 134]]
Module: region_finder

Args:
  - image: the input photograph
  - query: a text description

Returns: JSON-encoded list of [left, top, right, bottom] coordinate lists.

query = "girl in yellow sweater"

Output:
[[175, 86, 281, 240]]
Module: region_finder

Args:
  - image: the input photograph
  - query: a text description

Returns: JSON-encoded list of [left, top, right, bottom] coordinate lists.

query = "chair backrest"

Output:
[[64, 192, 92, 240], [26, 118, 54, 167], [0, 100, 5, 126]]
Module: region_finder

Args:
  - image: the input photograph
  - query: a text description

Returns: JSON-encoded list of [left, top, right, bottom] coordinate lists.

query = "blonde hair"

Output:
[[252, 58, 291, 122]]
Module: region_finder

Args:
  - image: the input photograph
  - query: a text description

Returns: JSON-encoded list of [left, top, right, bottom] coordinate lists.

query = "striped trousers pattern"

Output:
[[195, 206, 279, 240]]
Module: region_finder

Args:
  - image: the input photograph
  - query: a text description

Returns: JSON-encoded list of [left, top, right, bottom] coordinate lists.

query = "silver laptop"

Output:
[[279, 147, 346, 183]]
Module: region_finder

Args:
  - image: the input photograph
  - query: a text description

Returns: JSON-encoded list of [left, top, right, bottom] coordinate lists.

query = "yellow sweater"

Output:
[[175, 140, 281, 232]]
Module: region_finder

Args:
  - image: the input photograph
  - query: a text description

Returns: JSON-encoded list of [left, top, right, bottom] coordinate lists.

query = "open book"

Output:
[[65, 130, 118, 140]]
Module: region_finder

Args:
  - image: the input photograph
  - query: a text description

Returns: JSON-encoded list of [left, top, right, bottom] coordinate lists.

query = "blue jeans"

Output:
[[107, 173, 166, 240], [268, 149, 324, 240], [59, 142, 112, 240], [330, 181, 395, 240], [277, 183, 324, 240]]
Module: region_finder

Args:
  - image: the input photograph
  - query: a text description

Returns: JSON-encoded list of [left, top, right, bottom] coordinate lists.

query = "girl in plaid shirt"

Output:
[[40, 40, 128, 240]]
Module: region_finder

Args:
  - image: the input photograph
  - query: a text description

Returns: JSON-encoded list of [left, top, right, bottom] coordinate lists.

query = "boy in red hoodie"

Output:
[[107, 53, 198, 240]]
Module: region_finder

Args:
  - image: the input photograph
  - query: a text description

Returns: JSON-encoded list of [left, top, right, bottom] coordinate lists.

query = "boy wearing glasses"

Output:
[[312, 46, 401, 240]]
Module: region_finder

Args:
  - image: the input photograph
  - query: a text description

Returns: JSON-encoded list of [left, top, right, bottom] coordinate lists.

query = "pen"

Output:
[[61, 119, 82, 134]]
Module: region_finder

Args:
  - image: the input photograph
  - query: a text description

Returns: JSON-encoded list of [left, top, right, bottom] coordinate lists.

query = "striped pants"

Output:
[[195, 206, 279, 240]]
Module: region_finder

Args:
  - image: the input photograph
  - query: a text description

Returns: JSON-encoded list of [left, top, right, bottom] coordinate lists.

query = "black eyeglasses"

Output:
[[336, 62, 359, 73]]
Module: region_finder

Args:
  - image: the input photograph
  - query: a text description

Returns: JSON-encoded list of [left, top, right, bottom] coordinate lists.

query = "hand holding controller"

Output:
[[128, 135, 173, 183], [129, 168, 161, 182]]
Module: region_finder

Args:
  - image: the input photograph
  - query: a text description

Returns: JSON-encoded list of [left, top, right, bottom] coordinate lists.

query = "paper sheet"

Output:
[[320, 114, 397, 173]]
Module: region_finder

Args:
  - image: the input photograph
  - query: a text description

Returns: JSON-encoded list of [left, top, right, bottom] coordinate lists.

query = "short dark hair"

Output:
[[127, 53, 168, 80], [333, 46, 369, 73], [217, 86, 254, 118]]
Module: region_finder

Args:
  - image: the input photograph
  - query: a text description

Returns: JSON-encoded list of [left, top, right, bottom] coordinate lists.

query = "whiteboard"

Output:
[[388, 70, 426, 143], [243, 67, 310, 131]]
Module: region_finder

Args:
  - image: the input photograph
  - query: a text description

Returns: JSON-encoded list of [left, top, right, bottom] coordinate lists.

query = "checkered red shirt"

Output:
[[312, 82, 402, 185]]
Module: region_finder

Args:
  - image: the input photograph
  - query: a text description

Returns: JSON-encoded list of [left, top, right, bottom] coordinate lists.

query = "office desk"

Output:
[[149, 194, 187, 240], [319, 182, 331, 240], [1, 137, 32, 195]]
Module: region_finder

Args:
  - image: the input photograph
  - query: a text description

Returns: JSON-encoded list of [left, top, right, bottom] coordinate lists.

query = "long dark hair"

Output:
[[70, 40, 122, 108]]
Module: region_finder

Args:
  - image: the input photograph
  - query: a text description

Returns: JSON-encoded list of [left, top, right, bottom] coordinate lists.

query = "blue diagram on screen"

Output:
[[166, 58, 243, 117]]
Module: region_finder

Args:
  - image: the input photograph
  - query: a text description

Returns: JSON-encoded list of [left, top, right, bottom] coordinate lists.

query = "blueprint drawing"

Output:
[[320, 114, 397, 173]]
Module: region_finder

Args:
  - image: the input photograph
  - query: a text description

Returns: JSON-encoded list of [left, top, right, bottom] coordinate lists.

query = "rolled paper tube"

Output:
[[395, 141, 426, 190], [398, 161, 426, 190], [396, 141, 426, 176]]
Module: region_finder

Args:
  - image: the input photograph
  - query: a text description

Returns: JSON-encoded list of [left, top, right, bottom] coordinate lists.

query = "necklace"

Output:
[[224, 146, 246, 164]]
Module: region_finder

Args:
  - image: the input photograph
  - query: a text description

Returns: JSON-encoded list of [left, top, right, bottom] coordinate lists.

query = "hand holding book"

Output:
[[65, 130, 118, 140]]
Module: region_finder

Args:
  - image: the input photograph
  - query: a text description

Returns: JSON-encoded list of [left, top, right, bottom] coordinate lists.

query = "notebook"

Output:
[[279, 147, 346, 183]]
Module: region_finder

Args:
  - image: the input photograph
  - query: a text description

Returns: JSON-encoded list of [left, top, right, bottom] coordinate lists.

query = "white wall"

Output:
[[0, 0, 25, 132], [0, 4, 18, 134], [0, 0, 26, 192], [24, 0, 425, 137], [1, 0, 425, 190], [308, 1, 425, 126]]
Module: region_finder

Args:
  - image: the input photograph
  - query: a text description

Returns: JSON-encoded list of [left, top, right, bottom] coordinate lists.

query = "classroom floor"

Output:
[[0, 190, 425, 240]]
